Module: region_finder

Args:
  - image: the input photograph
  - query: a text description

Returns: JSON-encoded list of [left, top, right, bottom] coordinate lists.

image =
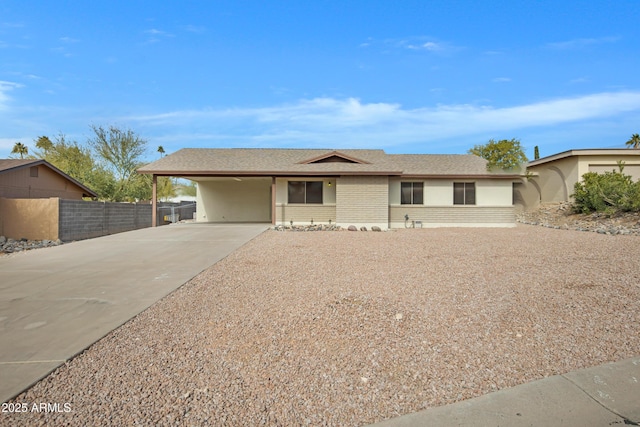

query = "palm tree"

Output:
[[625, 133, 640, 149], [11, 142, 28, 159], [157, 145, 165, 158]]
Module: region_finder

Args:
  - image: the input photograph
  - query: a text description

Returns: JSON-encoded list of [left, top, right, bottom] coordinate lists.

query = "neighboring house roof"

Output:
[[528, 148, 640, 167], [138, 148, 519, 178], [0, 159, 98, 198]]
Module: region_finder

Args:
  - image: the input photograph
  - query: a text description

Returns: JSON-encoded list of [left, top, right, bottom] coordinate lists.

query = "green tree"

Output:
[[35, 136, 54, 153], [534, 145, 540, 160], [11, 142, 28, 158], [88, 125, 148, 202], [157, 176, 175, 201], [625, 133, 640, 149], [157, 145, 165, 157], [33, 134, 113, 199], [468, 138, 528, 170], [182, 181, 197, 197]]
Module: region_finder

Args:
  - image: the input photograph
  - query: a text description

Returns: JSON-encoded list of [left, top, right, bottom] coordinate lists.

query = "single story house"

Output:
[[515, 149, 640, 210], [139, 148, 520, 229], [0, 159, 97, 200]]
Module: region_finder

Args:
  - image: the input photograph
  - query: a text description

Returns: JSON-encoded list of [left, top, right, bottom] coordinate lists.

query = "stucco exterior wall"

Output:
[[521, 153, 640, 208], [0, 197, 60, 240], [196, 178, 272, 222], [273, 178, 336, 225], [336, 176, 388, 229], [274, 178, 336, 204], [388, 178, 514, 227], [513, 179, 540, 212], [527, 157, 579, 203], [0, 166, 86, 199], [579, 155, 640, 181], [389, 178, 513, 206]]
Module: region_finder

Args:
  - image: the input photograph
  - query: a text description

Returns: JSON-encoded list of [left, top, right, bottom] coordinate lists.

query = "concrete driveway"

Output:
[[0, 223, 268, 403]]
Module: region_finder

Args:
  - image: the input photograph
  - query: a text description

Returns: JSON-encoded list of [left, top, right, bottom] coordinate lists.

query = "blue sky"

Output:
[[1, 0, 639, 162]]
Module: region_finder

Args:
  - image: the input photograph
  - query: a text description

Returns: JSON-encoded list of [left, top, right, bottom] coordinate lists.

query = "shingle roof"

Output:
[[137, 148, 519, 178], [388, 154, 491, 176], [0, 159, 42, 173], [0, 158, 98, 198]]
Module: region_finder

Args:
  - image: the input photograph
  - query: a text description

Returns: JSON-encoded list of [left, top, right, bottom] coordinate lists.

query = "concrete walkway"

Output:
[[0, 223, 268, 403], [370, 356, 640, 427]]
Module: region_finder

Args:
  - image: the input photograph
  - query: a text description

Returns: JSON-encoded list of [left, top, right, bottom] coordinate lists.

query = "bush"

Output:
[[572, 169, 640, 214]]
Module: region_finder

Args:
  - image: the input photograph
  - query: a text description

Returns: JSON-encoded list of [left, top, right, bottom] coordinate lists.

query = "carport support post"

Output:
[[271, 177, 276, 225], [152, 174, 157, 227]]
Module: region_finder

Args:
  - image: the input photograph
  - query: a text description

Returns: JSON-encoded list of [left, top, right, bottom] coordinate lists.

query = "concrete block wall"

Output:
[[275, 204, 337, 225], [389, 206, 515, 228], [59, 200, 152, 241], [336, 176, 389, 228]]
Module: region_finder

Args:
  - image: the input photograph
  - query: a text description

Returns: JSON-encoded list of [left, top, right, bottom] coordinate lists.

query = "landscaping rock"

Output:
[[516, 203, 640, 236], [348, 225, 357, 231], [0, 237, 63, 255], [371, 226, 382, 232], [273, 224, 343, 232]]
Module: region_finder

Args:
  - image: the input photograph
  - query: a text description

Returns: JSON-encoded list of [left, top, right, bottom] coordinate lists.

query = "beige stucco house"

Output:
[[0, 159, 97, 199], [515, 149, 640, 210], [139, 148, 520, 229]]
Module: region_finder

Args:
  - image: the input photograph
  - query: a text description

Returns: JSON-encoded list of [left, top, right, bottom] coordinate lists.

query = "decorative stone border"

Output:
[[272, 224, 384, 232]]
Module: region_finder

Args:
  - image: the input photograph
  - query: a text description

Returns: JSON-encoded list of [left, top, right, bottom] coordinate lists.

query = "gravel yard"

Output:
[[4, 225, 640, 426]]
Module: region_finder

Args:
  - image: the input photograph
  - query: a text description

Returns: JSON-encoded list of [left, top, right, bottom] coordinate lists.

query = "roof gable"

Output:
[[0, 159, 98, 198], [298, 151, 371, 165]]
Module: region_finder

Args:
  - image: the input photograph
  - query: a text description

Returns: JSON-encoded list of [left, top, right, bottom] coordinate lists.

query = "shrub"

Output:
[[572, 168, 640, 214]]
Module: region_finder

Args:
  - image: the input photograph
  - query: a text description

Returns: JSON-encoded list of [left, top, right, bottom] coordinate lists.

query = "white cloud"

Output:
[[492, 77, 511, 83], [125, 91, 640, 150], [0, 22, 24, 28], [0, 80, 23, 109], [545, 36, 619, 49], [364, 37, 459, 54], [406, 41, 444, 51], [143, 28, 175, 44]]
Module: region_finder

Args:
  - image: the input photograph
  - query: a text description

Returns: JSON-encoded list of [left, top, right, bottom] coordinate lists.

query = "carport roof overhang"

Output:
[[138, 170, 520, 179], [138, 170, 404, 177]]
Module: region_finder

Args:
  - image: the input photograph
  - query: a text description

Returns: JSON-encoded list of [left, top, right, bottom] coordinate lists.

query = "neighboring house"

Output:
[[0, 159, 97, 200], [515, 149, 640, 210], [139, 148, 520, 229]]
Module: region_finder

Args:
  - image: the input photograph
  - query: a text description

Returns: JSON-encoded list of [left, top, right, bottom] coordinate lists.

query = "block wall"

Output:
[[389, 205, 515, 228], [336, 176, 389, 228], [59, 200, 152, 241]]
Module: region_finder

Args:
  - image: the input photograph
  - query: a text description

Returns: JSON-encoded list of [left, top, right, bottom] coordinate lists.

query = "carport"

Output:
[[145, 174, 276, 226]]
